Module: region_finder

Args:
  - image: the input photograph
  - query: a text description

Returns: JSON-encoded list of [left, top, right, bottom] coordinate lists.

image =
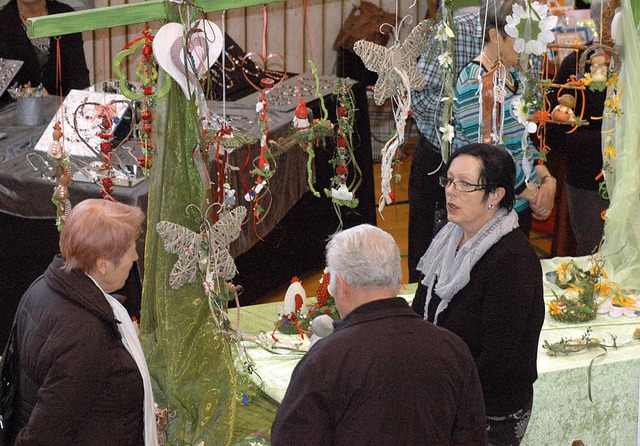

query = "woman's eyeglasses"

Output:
[[439, 176, 491, 193]]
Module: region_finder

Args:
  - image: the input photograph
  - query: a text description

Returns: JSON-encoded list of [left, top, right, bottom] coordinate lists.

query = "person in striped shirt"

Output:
[[452, 0, 556, 236]]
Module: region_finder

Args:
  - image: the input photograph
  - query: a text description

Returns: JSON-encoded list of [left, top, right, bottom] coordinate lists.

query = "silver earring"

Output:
[[488, 204, 494, 210]]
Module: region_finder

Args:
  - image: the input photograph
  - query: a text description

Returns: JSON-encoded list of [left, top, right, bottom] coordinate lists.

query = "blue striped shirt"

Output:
[[453, 62, 539, 212]]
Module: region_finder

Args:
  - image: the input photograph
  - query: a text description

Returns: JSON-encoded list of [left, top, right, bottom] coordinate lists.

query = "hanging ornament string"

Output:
[[321, 3, 362, 221], [353, 1, 428, 214], [296, 0, 317, 100], [241, 5, 285, 228], [254, 6, 274, 188], [96, 29, 118, 200], [113, 25, 171, 178], [378, 68, 411, 214], [221, 10, 227, 121], [49, 37, 73, 231]]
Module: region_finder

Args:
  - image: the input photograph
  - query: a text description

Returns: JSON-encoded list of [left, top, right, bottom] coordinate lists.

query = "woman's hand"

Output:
[[530, 168, 557, 220]]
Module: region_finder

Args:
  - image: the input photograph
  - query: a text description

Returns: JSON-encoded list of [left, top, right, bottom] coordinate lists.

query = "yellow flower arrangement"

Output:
[[547, 258, 606, 323], [548, 250, 640, 321]]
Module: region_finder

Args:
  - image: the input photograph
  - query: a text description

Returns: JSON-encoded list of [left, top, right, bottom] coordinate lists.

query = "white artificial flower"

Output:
[[437, 52, 453, 69], [511, 96, 538, 133], [434, 23, 455, 42], [512, 95, 529, 125], [505, 1, 558, 56], [331, 184, 354, 201], [439, 124, 455, 143], [255, 101, 264, 113]]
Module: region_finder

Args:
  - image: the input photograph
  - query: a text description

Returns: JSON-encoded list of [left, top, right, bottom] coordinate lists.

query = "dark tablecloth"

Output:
[[0, 80, 375, 346]]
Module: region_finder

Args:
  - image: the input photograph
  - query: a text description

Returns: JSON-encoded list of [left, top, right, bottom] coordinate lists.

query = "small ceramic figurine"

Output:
[[316, 269, 331, 309], [48, 122, 66, 159], [589, 53, 609, 83], [282, 277, 307, 316], [223, 183, 236, 207], [551, 94, 576, 123], [293, 100, 310, 132]]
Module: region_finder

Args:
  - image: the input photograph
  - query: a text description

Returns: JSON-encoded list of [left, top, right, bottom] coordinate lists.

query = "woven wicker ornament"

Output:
[[353, 19, 431, 106], [156, 206, 247, 289]]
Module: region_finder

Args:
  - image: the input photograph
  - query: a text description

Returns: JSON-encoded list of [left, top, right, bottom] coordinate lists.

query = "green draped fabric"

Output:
[[139, 7, 278, 440], [601, 0, 640, 291]]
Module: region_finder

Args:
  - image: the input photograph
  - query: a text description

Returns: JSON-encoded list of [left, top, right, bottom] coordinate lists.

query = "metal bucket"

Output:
[[16, 97, 45, 125]]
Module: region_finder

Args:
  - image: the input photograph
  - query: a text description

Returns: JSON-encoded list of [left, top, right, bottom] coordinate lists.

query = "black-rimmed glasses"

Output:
[[439, 176, 491, 193]]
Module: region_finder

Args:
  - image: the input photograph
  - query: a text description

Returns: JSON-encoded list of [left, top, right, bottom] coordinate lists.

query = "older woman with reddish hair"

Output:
[[10, 199, 157, 445]]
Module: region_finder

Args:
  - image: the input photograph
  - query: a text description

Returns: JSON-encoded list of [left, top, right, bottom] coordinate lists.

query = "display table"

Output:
[[0, 79, 375, 346], [230, 259, 640, 445]]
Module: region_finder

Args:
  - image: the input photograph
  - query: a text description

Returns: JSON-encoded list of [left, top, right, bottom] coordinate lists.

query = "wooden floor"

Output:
[[252, 148, 552, 305]]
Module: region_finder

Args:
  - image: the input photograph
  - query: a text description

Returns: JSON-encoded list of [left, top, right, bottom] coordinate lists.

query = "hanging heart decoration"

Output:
[[153, 19, 224, 100], [241, 6, 286, 93], [241, 51, 287, 93], [72, 100, 134, 158]]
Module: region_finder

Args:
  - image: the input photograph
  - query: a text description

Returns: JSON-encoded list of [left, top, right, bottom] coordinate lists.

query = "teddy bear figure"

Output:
[[552, 94, 577, 123], [589, 53, 609, 83]]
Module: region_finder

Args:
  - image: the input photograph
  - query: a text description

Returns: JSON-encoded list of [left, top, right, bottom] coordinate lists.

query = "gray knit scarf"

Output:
[[417, 208, 519, 324]]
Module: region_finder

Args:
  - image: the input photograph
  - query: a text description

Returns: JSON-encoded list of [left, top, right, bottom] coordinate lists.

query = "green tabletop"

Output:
[[231, 265, 640, 445]]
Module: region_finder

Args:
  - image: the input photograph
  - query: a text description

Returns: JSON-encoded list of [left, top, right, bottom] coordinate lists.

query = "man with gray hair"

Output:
[[271, 224, 487, 445]]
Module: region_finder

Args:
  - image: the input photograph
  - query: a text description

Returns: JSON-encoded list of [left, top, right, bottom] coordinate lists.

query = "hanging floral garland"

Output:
[[434, 0, 456, 162], [113, 26, 172, 177], [47, 122, 73, 230], [500, 0, 557, 184], [324, 78, 362, 220], [240, 6, 286, 224]]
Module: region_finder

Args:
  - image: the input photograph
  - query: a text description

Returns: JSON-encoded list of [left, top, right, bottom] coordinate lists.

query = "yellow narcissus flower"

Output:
[[595, 282, 612, 296], [611, 293, 640, 309], [604, 144, 616, 159], [547, 301, 561, 316], [557, 262, 569, 282]]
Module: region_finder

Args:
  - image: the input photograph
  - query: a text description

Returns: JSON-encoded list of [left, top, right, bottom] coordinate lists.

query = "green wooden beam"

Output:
[[27, 0, 284, 38]]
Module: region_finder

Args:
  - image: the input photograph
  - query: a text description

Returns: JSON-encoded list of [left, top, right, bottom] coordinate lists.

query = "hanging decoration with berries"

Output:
[[113, 25, 172, 176], [239, 5, 287, 225], [71, 99, 134, 201], [48, 39, 73, 230], [296, 61, 335, 198], [324, 79, 362, 229]]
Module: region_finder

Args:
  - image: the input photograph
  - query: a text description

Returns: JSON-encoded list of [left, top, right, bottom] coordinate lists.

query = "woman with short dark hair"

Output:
[[413, 143, 545, 446]]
